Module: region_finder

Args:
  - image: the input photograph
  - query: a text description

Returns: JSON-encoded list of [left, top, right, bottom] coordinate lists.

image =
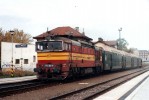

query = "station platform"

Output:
[[1, 72, 149, 99], [0, 76, 37, 84], [94, 71, 149, 100]]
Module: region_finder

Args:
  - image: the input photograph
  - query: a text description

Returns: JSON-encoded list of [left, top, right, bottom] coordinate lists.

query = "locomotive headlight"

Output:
[[62, 64, 66, 67], [44, 64, 54, 67]]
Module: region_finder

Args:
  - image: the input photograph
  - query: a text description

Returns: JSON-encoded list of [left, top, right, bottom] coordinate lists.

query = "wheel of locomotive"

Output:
[[100, 66, 103, 74], [69, 65, 74, 77], [69, 67, 77, 79], [93, 66, 102, 75], [75, 67, 80, 77], [79, 68, 85, 76]]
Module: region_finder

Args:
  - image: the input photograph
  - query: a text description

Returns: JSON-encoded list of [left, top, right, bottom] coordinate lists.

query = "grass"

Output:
[[0, 69, 36, 78]]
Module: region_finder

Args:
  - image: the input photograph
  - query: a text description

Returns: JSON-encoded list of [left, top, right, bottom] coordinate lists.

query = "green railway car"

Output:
[[96, 42, 142, 72]]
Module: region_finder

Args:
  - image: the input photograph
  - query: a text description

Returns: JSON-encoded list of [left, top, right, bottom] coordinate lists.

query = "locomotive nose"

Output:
[[48, 64, 62, 74], [34, 68, 43, 73]]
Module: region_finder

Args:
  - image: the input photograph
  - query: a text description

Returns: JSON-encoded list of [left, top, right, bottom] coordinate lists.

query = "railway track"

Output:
[[49, 68, 149, 100], [0, 80, 42, 97], [0, 79, 61, 97], [1, 67, 149, 99]]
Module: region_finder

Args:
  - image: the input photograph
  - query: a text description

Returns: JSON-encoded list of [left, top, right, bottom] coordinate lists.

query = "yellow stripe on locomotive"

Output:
[[37, 52, 95, 61]]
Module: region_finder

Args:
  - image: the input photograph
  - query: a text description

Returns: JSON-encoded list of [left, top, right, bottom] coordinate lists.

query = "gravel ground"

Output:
[[0, 67, 146, 100]]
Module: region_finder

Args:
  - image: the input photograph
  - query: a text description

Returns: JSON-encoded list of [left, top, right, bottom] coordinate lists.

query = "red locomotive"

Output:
[[34, 26, 142, 80]]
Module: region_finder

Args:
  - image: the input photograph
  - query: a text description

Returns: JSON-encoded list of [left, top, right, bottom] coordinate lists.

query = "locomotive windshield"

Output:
[[36, 41, 63, 51]]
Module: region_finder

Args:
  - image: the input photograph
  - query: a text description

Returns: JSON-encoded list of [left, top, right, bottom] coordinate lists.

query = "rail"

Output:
[[49, 68, 149, 100]]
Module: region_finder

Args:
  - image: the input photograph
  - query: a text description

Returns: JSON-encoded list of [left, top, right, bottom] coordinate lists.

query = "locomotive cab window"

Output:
[[36, 41, 63, 51]]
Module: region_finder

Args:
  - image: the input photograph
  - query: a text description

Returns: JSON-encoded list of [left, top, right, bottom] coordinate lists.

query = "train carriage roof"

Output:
[[95, 42, 138, 57]]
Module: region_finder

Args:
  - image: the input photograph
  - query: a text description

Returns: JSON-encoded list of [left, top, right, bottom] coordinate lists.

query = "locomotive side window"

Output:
[[64, 43, 69, 51], [68, 44, 71, 51], [73, 47, 76, 51]]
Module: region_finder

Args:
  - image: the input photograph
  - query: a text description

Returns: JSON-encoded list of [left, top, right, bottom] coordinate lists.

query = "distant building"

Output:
[[1, 42, 37, 71], [139, 50, 149, 62], [104, 40, 118, 48], [95, 38, 118, 48]]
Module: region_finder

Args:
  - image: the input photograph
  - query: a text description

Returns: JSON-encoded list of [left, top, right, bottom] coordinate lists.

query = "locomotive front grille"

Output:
[[44, 64, 54, 67]]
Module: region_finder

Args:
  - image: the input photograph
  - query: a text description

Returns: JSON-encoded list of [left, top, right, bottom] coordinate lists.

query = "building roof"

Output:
[[104, 40, 117, 47], [50, 26, 82, 37], [139, 50, 149, 52], [33, 26, 92, 41], [94, 40, 117, 47]]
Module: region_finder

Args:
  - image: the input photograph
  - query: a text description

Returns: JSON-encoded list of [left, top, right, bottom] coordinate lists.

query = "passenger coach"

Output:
[[95, 41, 142, 71]]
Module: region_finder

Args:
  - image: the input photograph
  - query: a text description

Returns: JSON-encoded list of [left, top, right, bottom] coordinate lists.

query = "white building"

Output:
[[130, 48, 139, 57], [139, 50, 149, 62], [1, 42, 37, 71]]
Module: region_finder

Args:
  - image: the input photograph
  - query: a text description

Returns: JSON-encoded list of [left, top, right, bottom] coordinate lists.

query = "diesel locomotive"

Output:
[[34, 27, 142, 80]]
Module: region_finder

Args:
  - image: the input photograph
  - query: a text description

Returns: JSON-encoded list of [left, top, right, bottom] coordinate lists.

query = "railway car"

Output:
[[34, 37, 103, 80], [34, 36, 142, 80], [34, 31, 142, 80], [125, 56, 132, 69], [95, 42, 142, 72]]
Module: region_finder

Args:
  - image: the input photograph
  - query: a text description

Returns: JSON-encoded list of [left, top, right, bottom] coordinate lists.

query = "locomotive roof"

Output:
[[33, 26, 92, 41]]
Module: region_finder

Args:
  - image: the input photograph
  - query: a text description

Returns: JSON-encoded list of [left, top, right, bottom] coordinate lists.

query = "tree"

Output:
[[116, 38, 128, 51], [2, 29, 33, 44], [0, 28, 4, 42]]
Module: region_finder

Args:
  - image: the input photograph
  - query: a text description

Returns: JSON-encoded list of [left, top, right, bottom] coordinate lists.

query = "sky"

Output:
[[0, 0, 149, 50]]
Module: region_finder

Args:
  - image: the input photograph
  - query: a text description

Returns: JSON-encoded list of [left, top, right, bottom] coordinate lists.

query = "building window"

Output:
[[33, 56, 36, 62], [24, 59, 28, 64], [15, 59, 20, 64]]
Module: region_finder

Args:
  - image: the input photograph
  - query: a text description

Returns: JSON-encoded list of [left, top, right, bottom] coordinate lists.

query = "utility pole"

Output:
[[118, 27, 122, 40], [118, 27, 122, 50], [10, 30, 14, 77], [21, 36, 23, 70]]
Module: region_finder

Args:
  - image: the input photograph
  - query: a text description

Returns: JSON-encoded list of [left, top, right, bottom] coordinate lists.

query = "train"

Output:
[[34, 27, 142, 80]]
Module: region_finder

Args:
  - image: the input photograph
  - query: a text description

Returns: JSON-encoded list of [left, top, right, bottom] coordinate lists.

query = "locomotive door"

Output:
[[68, 43, 72, 64]]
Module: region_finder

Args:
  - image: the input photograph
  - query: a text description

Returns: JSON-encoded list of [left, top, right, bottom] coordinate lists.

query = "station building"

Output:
[[139, 50, 149, 62], [0, 42, 37, 71]]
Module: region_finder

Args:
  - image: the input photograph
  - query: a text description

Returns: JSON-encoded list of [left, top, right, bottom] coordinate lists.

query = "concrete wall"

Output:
[[1, 42, 37, 71]]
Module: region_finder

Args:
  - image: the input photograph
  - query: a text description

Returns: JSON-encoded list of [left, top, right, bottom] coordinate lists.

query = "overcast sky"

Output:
[[0, 0, 149, 50]]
